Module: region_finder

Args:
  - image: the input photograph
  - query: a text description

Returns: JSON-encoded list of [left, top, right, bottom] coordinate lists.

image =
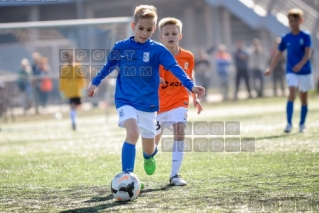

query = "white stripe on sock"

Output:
[[170, 140, 184, 177]]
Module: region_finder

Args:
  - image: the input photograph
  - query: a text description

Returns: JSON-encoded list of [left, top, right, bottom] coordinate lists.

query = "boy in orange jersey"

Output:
[[155, 17, 203, 186]]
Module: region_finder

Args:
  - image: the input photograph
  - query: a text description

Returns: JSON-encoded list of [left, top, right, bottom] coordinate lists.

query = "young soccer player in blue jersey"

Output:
[[87, 5, 205, 176], [265, 8, 314, 133]]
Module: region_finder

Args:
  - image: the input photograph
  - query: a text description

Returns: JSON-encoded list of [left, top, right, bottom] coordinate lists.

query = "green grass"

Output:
[[1, 96, 319, 212]]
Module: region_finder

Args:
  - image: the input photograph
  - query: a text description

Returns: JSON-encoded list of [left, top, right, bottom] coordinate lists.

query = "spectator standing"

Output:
[[233, 41, 252, 100], [17, 58, 33, 114], [249, 38, 266, 97], [215, 44, 231, 101]]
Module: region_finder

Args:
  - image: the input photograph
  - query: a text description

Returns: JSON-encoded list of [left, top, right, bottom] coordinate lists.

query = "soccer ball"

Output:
[[111, 172, 141, 202]]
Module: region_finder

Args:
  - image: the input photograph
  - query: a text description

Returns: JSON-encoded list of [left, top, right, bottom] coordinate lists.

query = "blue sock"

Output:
[[143, 146, 158, 159], [300, 105, 308, 125], [121, 142, 136, 172], [286, 101, 294, 125]]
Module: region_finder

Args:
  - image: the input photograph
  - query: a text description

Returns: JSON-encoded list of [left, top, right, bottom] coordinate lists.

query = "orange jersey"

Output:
[[158, 48, 194, 113]]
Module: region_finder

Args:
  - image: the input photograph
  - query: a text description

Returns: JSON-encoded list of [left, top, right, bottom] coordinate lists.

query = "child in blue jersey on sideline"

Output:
[[265, 8, 314, 133], [87, 5, 205, 176]]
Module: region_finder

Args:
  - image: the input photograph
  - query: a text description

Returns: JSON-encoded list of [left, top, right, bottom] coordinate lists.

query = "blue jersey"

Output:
[[278, 30, 312, 75], [92, 36, 194, 112]]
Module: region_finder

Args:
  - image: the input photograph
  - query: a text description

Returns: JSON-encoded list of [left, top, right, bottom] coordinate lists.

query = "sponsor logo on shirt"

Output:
[[161, 81, 183, 89]]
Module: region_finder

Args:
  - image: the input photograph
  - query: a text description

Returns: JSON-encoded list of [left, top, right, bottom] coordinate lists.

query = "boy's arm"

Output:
[[191, 72, 203, 114], [168, 64, 194, 91], [88, 48, 119, 97], [91, 55, 118, 86], [292, 47, 312, 72], [169, 65, 205, 98], [265, 50, 283, 76]]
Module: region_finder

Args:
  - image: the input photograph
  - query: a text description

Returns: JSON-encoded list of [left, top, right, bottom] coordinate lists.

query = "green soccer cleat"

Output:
[[144, 157, 156, 175]]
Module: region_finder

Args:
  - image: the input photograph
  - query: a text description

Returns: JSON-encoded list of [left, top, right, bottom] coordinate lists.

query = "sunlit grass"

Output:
[[1, 96, 319, 212]]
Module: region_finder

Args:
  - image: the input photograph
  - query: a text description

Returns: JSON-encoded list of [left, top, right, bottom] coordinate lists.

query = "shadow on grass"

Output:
[[255, 132, 299, 140], [83, 194, 114, 203], [60, 185, 173, 213], [139, 184, 173, 195], [60, 201, 128, 213]]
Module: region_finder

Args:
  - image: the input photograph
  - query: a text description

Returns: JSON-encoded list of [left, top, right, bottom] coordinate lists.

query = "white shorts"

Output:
[[156, 107, 188, 135], [286, 73, 314, 92], [117, 105, 156, 139]]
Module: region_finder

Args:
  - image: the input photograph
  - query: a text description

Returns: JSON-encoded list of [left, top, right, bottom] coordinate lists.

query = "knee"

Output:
[[288, 91, 296, 100], [300, 95, 308, 105], [174, 134, 185, 142], [127, 130, 139, 142]]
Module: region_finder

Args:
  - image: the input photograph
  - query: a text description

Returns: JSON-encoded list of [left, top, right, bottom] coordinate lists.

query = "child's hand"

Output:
[[191, 86, 205, 99], [292, 63, 302, 72], [87, 84, 97, 97], [160, 77, 166, 84], [193, 100, 203, 114]]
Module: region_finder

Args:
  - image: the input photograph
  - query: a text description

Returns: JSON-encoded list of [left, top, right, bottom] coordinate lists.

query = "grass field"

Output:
[[1, 96, 319, 212]]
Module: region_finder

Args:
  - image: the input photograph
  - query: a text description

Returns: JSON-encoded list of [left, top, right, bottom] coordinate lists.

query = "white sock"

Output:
[[70, 109, 76, 124], [170, 140, 184, 178]]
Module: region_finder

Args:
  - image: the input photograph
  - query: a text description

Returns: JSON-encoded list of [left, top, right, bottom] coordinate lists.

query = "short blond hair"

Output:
[[158, 17, 183, 33], [134, 5, 157, 24], [287, 8, 303, 20]]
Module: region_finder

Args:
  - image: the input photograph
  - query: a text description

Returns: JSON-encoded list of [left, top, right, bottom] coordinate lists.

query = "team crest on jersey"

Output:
[[184, 62, 189, 69], [143, 52, 150, 62], [300, 39, 304, 45]]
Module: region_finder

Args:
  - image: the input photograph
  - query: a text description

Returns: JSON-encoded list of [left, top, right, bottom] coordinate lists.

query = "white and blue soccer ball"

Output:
[[111, 172, 141, 202]]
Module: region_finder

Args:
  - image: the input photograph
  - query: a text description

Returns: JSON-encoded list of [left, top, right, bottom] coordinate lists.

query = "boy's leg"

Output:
[[139, 111, 157, 175], [299, 92, 308, 132], [170, 121, 187, 186], [142, 137, 157, 175], [117, 106, 139, 173], [70, 103, 77, 130], [285, 74, 298, 132], [169, 107, 188, 186], [155, 133, 162, 146], [121, 119, 139, 173], [285, 87, 297, 132], [155, 113, 165, 146], [298, 74, 314, 132]]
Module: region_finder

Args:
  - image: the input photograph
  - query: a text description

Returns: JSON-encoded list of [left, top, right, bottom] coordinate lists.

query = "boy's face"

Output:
[[160, 25, 182, 48], [288, 15, 302, 31], [132, 18, 156, 43]]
